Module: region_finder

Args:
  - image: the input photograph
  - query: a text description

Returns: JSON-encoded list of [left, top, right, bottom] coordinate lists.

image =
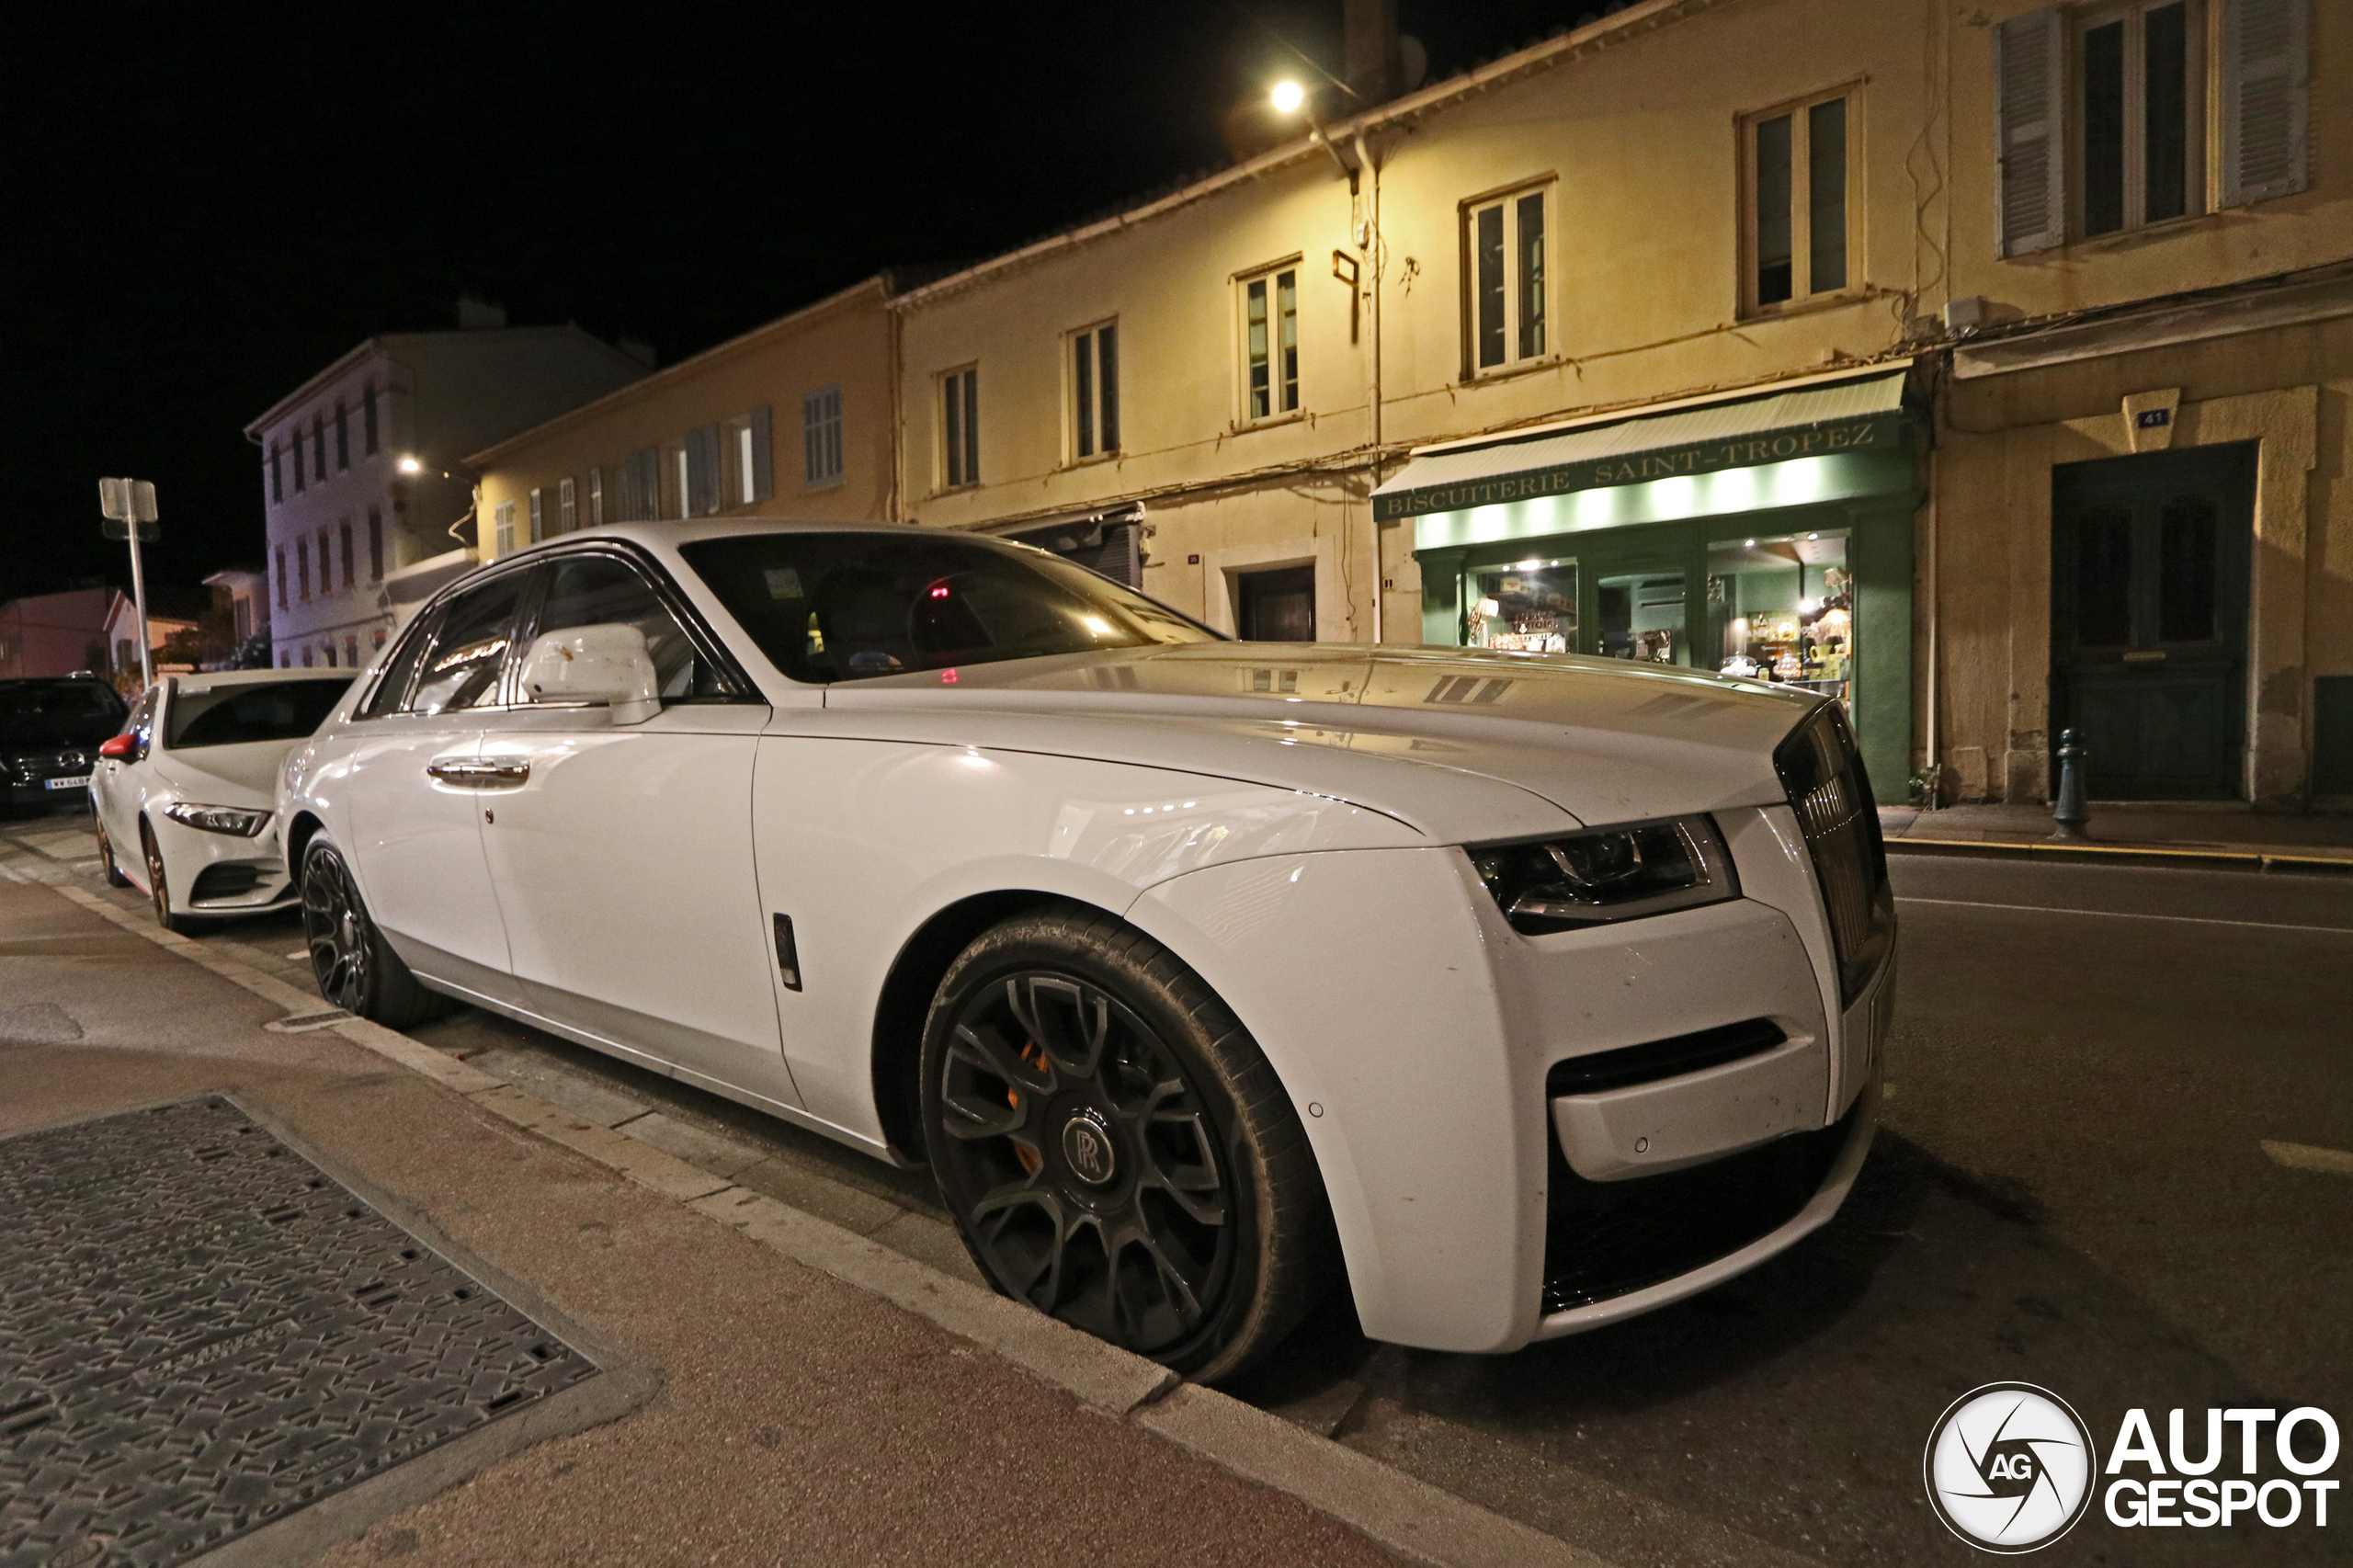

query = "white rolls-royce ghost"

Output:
[[278, 520, 1894, 1380]]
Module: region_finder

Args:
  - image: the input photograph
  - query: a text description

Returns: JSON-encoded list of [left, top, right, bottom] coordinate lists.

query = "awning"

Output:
[[1372, 368, 1912, 526]]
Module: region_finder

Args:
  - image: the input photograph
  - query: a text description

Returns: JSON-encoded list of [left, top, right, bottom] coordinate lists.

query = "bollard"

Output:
[[2051, 728, 2091, 841]]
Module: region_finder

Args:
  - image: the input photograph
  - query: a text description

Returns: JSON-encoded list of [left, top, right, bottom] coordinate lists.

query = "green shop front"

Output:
[[1374, 369, 1921, 803]]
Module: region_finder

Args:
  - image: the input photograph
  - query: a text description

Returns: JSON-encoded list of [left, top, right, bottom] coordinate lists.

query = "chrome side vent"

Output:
[[1246, 667, 1300, 694]]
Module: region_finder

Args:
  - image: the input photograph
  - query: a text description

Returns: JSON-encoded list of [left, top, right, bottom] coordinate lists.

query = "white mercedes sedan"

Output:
[[278, 520, 1893, 1380], [92, 668, 357, 933]]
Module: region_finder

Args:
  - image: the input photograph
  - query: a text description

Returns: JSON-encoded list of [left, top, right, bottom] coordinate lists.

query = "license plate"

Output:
[[44, 775, 92, 790]]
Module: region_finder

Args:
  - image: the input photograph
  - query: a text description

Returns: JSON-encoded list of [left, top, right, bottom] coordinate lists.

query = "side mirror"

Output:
[[521, 624, 662, 724], [99, 733, 140, 761]]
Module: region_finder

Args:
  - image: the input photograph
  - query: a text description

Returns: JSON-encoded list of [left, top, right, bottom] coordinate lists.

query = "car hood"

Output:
[[815, 643, 1816, 839], [153, 739, 294, 808]]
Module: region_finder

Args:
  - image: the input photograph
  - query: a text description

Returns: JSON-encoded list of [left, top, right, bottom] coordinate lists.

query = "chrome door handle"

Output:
[[426, 759, 530, 788]]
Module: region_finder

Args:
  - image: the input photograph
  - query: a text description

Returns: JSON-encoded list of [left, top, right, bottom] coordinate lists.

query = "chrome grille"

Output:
[[1774, 702, 1893, 1006]]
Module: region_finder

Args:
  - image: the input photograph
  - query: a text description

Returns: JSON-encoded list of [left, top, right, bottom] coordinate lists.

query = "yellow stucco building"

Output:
[[477, 0, 2347, 807]]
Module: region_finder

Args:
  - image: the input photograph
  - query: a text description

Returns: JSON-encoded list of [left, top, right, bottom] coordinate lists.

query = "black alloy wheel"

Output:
[[96, 822, 132, 887], [300, 838, 444, 1026], [920, 906, 1331, 1381]]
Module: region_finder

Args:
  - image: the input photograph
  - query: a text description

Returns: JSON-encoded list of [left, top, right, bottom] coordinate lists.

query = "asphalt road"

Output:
[[8, 806, 2348, 1566]]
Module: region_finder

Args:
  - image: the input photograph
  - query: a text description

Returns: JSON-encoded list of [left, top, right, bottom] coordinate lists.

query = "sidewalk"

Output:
[[0, 866, 1572, 1568], [1879, 801, 2353, 870]]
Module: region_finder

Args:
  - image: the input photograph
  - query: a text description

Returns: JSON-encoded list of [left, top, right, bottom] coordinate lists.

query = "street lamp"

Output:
[[396, 454, 424, 475], [1267, 80, 1355, 180], [1270, 80, 1304, 115]]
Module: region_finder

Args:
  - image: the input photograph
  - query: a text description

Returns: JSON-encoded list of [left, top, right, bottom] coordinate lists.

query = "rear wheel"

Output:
[[301, 838, 449, 1027], [139, 820, 215, 935], [96, 821, 133, 888], [919, 905, 1333, 1382]]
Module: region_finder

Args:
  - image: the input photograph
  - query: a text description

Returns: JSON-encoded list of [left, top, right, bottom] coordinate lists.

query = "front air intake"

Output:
[[1774, 702, 1893, 1006]]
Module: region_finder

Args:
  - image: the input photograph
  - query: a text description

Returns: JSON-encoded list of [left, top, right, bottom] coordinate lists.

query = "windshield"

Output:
[[679, 532, 1216, 683], [166, 678, 353, 749], [0, 680, 127, 745]]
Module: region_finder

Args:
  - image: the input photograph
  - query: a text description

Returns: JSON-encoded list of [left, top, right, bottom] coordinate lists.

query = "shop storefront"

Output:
[[1374, 368, 1921, 802]]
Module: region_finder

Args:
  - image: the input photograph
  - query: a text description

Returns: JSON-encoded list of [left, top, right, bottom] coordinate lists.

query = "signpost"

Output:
[[97, 479, 160, 689]]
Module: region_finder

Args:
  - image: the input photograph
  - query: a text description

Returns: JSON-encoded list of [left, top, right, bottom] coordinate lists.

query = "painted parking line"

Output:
[[2262, 1140, 2353, 1177], [1893, 896, 2353, 937]]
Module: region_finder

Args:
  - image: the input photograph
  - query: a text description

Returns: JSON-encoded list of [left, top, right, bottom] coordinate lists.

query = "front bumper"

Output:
[[149, 813, 298, 917], [1136, 801, 1888, 1356]]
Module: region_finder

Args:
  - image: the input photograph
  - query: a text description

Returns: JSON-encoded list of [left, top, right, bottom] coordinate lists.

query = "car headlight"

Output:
[[164, 801, 273, 837], [1469, 815, 1738, 933]]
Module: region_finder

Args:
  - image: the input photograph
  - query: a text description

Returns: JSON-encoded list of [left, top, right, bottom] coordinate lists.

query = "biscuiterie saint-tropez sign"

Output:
[[1371, 412, 1905, 522]]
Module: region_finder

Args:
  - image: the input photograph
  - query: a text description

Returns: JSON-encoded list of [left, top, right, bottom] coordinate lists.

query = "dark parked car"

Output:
[[0, 676, 128, 816]]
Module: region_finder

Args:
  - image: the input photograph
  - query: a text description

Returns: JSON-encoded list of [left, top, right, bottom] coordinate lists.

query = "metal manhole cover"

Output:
[[0, 1096, 598, 1567]]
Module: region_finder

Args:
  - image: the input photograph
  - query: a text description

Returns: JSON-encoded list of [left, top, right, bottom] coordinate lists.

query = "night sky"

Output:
[[7, 2, 1593, 608]]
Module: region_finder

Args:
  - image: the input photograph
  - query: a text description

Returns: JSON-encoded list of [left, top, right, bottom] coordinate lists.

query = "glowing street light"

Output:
[[1270, 80, 1304, 114], [396, 454, 424, 475]]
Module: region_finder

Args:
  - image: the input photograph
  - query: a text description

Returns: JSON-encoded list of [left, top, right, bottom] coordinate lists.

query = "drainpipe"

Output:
[[1356, 126, 1383, 644]]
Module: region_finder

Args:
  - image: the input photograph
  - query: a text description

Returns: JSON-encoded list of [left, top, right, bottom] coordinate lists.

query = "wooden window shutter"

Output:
[[1995, 6, 2067, 256], [749, 404, 773, 502], [2220, 0, 2310, 207]]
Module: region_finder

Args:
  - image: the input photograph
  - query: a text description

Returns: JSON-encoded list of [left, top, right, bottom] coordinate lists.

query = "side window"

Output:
[[408, 575, 529, 715], [532, 555, 727, 701], [359, 613, 438, 718]]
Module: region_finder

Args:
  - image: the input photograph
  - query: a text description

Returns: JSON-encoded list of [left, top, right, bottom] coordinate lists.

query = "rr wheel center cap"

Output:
[[1059, 1108, 1119, 1187]]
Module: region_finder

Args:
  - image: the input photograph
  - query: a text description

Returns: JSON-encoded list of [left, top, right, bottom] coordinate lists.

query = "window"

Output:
[[319, 528, 333, 594], [531, 554, 730, 702], [1068, 323, 1120, 460], [335, 400, 350, 470], [297, 538, 311, 602], [292, 433, 306, 494], [1466, 187, 1550, 369], [312, 415, 326, 483], [367, 506, 382, 581], [275, 547, 288, 609], [269, 444, 283, 505], [494, 500, 517, 555], [345, 634, 359, 668], [402, 574, 529, 715], [672, 447, 689, 519], [678, 530, 1211, 685], [323, 643, 337, 669], [558, 477, 576, 534], [589, 467, 605, 527], [529, 487, 545, 543], [803, 388, 844, 488], [301, 646, 314, 667], [1240, 268, 1298, 419], [685, 425, 722, 517], [363, 384, 379, 455], [1997, 0, 2304, 256], [726, 404, 774, 502], [339, 517, 355, 589], [279, 653, 290, 668], [1743, 93, 1850, 312], [940, 367, 980, 488], [615, 449, 659, 521], [166, 680, 352, 750], [373, 628, 387, 651]]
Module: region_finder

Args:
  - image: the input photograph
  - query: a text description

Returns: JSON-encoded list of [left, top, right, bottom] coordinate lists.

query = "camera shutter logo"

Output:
[[1924, 1383, 2096, 1552]]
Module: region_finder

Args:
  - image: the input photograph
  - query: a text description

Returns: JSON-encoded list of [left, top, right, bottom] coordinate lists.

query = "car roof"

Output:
[[170, 668, 358, 694], [494, 516, 947, 566]]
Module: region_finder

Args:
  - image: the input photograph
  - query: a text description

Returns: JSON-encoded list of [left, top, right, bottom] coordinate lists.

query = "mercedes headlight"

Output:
[[164, 801, 272, 837], [1469, 815, 1737, 933]]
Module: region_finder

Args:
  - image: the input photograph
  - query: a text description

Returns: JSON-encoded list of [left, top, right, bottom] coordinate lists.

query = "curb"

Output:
[[1884, 835, 2353, 875], [29, 875, 1608, 1568]]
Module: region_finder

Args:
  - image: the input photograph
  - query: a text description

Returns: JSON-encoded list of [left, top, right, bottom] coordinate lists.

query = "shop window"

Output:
[[1463, 185, 1549, 374], [1705, 530, 1854, 707], [940, 366, 980, 488], [1741, 89, 1852, 313], [1598, 571, 1686, 664], [1068, 322, 1120, 460], [1467, 559, 1576, 653], [1238, 267, 1298, 422]]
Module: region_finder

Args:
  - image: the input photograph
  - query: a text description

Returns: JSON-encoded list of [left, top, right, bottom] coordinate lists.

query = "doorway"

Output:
[[2050, 444, 2253, 800], [1236, 563, 1316, 641]]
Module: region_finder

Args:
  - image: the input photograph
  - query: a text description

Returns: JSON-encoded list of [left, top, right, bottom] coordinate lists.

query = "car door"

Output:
[[335, 570, 531, 1006], [472, 549, 796, 1105]]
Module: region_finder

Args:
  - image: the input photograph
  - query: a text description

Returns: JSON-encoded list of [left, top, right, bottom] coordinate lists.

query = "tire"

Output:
[[918, 904, 1334, 1382], [139, 819, 216, 935], [300, 838, 450, 1028], [96, 821, 133, 887]]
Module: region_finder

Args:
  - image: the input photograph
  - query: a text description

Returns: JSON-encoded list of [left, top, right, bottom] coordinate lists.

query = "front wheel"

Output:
[[301, 838, 449, 1027], [919, 905, 1333, 1382], [139, 820, 214, 935]]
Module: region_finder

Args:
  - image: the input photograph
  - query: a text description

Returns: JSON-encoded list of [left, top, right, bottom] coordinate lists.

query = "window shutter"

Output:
[[2220, 0, 2309, 206], [1995, 6, 2067, 256], [749, 404, 773, 501]]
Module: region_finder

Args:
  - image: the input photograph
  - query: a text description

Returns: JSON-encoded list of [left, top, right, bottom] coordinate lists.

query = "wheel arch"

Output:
[[282, 809, 328, 883], [867, 888, 1105, 1165]]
